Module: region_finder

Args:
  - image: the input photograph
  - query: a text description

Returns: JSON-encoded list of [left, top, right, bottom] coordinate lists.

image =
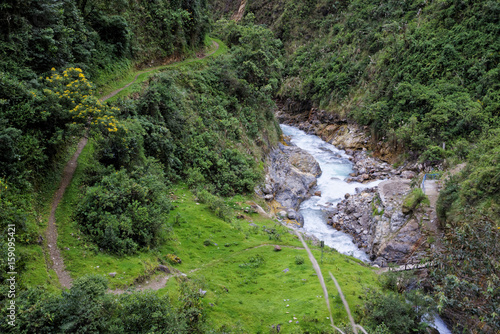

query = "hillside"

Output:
[[1, 0, 499, 333]]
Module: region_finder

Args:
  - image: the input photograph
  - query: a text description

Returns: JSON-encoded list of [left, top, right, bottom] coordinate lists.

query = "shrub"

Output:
[[361, 289, 435, 334], [75, 161, 170, 255], [295, 255, 305, 265], [115, 291, 186, 333]]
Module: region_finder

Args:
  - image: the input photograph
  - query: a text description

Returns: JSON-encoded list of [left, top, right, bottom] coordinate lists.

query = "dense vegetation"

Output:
[[1, 0, 499, 332], [15, 275, 207, 333]]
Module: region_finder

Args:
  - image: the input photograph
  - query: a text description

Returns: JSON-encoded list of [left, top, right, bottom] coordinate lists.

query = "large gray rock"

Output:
[[329, 181, 432, 265], [264, 144, 321, 226]]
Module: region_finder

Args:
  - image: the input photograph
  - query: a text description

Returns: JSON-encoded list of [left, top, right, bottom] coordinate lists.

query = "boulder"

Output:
[[265, 145, 321, 216], [109, 272, 117, 278]]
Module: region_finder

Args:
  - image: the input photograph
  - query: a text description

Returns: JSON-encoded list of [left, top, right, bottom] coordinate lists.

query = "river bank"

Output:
[[261, 122, 442, 267]]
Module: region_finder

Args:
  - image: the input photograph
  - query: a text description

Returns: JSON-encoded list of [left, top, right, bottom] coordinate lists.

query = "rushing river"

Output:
[[280, 124, 452, 334], [280, 124, 382, 261]]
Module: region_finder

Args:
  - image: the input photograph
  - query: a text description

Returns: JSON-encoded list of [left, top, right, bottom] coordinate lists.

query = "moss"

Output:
[[402, 188, 428, 214]]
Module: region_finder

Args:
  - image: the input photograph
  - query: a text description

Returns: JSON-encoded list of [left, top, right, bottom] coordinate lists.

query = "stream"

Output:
[[280, 124, 452, 334], [280, 124, 382, 262]]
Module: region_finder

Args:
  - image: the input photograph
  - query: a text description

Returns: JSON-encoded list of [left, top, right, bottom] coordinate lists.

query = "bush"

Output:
[[295, 255, 305, 265], [361, 289, 435, 334], [10, 275, 114, 334], [75, 161, 170, 255], [114, 291, 187, 333]]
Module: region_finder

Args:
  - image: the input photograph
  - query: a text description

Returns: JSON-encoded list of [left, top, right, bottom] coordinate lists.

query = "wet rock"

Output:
[[287, 211, 297, 220], [263, 144, 321, 226]]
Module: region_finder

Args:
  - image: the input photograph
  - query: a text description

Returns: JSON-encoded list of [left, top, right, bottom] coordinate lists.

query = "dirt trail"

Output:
[[100, 41, 219, 101], [47, 137, 88, 289], [46, 41, 220, 290]]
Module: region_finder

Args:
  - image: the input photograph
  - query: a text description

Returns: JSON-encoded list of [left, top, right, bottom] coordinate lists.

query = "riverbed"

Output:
[[280, 124, 382, 261]]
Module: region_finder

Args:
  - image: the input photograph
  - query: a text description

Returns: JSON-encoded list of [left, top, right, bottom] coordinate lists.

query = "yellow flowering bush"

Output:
[[42, 67, 122, 133]]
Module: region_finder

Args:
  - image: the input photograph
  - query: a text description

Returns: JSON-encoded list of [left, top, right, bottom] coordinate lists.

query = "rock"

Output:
[[279, 210, 287, 218], [344, 193, 350, 199], [264, 194, 274, 201], [157, 265, 170, 273], [249, 223, 258, 227], [264, 145, 321, 213], [287, 211, 297, 220], [401, 170, 416, 179], [262, 184, 273, 194], [109, 272, 117, 278], [314, 190, 322, 197], [274, 245, 282, 252]]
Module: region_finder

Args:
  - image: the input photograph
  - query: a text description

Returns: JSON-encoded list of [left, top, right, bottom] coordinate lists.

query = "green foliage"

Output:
[[402, 188, 428, 214], [431, 218, 500, 332], [294, 255, 305, 265], [75, 161, 171, 255], [10, 275, 113, 334], [4, 274, 206, 333], [360, 289, 435, 334], [250, 0, 500, 161], [112, 291, 187, 333]]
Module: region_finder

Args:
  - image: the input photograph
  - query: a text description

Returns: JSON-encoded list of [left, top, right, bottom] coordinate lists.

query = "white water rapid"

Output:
[[280, 124, 383, 262]]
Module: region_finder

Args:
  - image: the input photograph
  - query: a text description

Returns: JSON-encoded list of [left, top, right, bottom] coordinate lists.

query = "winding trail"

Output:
[[46, 40, 220, 290]]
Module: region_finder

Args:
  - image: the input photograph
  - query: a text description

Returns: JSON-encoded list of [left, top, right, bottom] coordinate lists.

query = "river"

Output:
[[280, 124, 382, 261], [280, 124, 452, 334]]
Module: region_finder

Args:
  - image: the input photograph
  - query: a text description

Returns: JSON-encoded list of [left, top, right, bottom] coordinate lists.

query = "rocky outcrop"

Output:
[[345, 149, 399, 183], [328, 179, 433, 266], [260, 143, 321, 226]]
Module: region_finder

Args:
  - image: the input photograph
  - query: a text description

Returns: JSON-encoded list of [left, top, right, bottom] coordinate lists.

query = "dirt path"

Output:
[[100, 41, 219, 101], [46, 41, 220, 290], [47, 137, 88, 289]]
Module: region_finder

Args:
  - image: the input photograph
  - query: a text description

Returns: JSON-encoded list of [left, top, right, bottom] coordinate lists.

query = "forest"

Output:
[[1, 0, 499, 333]]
